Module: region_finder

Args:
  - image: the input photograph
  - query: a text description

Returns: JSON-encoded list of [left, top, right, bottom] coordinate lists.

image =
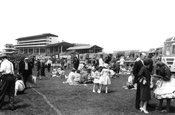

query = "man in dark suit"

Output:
[[133, 52, 146, 110], [19, 57, 32, 89]]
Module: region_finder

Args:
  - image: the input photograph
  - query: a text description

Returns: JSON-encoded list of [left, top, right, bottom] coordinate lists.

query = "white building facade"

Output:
[[15, 33, 58, 55]]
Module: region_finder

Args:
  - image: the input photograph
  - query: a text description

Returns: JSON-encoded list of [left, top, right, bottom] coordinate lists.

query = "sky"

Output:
[[0, 0, 175, 53]]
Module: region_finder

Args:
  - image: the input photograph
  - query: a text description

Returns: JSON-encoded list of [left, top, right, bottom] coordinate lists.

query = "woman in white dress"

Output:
[[63, 68, 76, 85], [98, 64, 111, 93], [14, 74, 25, 96], [153, 61, 175, 112]]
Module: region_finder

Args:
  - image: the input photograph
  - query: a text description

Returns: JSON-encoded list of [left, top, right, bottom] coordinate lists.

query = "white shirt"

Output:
[[25, 61, 28, 70], [99, 58, 104, 67], [0, 59, 14, 74], [15, 80, 25, 91], [128, 75, 134, 84], [46, 59, 52, 65]]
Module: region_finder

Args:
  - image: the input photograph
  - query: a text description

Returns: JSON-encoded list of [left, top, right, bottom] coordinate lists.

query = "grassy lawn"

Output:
[[0, 69, 175, 115]]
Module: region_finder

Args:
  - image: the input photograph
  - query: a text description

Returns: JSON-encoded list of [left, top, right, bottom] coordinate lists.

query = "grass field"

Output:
[[0, 69, 175, 115]]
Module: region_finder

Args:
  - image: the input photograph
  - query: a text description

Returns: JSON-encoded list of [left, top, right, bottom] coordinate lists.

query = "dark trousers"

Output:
[[0, 74, 15, 108], [22, 70, 29, 88], [48, 64, 51, 72], [74, 64, 79, 70], [135, 83, 140, 109]]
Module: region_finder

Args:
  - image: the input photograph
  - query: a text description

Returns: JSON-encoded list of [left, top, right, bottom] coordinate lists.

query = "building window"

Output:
[[29, 48, 33, 54], [40, 48, 45, 53], [24, 48, 28, 54], [34, 48, 39, 54]]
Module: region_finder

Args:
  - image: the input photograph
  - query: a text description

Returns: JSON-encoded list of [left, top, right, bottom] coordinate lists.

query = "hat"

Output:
[[0, 54, 7, 58], [24, 57, 29, 60], [156, 61, 165, 67], [143, 58, 150, 66], [141, 52, 146, 56]]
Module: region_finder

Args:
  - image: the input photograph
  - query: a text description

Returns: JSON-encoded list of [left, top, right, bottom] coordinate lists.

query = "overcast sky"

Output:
[[0, 0, 175, 52]]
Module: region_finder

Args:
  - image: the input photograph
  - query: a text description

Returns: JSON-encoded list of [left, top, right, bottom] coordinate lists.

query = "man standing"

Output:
[[0, 54, 16, 110], [73, 57, 79, 70], [133, 52, 146, 110], [19, 58, 32, 89], [46, 58, 52, 72]]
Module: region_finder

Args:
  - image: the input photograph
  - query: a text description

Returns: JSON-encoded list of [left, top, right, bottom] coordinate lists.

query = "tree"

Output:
[[5, 44, 14, 48]]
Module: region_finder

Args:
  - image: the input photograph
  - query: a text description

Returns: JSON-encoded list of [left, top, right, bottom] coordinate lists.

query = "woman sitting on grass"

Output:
[[14, 74, 25, 96], [73, 70, 82, 85], [63, 68, 76, 85]]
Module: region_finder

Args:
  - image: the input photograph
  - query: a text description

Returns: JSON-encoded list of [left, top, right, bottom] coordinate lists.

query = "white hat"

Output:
[[24, 57, 29, 60], [141, 53, 146, 56]]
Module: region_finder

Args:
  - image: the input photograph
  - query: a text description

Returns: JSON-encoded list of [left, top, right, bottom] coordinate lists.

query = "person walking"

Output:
[[46, 58, 52, 72], [133, 52, 146, 110], [73, 57, 79, 70], [0, 54, 16, 110]]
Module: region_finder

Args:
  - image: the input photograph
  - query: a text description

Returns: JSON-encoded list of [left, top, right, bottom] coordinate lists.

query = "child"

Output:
[[125, 71, 135, 89], [99, 64, 111, 93], [57, 67, 65, 78], [52, 68, 58, 77], [92, 67, 101, 93], [87, 69, 95, 83]]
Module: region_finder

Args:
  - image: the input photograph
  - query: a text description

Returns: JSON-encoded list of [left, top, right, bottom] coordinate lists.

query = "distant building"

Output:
[[15, 33, 58, 55], [46, 42, 74, 55], [3, 44, 18, 54], [67, 45, 103, 54]]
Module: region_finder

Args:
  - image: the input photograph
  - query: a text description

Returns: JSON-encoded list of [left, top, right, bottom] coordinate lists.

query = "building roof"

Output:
[[46, 42, 74, 47], [67, 45, 102, 50], [3, 48, 18, 51], [16, 33, 58, 40]]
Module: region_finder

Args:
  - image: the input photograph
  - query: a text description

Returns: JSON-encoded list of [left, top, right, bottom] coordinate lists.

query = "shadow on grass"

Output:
[[15, 103, 31, 109], [1, 103, 30, 111], [147, 103, 175, 113], [27, 86, 39, 89]]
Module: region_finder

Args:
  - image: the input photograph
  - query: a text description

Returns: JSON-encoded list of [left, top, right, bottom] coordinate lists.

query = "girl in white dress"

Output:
[[92, 68, 101, 93], [99, 64, 111, 93]]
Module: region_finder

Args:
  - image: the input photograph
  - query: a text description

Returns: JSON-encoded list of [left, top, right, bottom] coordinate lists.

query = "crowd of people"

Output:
[[133, 52, 175, 114], [0, 54, 53, 110], [62, 55, 133, 94], [0, 51, 175, 114]]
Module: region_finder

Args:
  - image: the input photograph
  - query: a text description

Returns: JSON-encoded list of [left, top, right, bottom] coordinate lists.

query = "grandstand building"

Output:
[[15, 33, 58, 55]]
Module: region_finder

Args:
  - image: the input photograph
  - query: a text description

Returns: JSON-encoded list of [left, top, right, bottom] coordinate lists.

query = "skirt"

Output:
[[93, 78, 100, 84], [99, 75, 111, 85], [154, 77, 175, 99]]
